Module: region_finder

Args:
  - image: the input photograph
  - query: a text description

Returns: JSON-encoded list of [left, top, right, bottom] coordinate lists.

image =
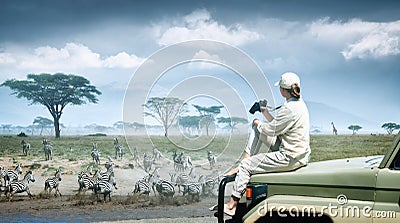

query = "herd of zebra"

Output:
[[1, 137, 221, 203], [0, 163, 61, 201]]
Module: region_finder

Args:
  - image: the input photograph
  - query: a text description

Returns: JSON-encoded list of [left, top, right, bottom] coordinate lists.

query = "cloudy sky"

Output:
[[0, 0, 399, 133]]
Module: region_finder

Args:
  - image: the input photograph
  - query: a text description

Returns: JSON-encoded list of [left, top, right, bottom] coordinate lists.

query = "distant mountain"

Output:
[[305, 101, 380, 134]]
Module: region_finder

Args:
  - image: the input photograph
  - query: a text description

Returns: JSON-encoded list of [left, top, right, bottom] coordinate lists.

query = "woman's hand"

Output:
[[252, 119, 261, 128]]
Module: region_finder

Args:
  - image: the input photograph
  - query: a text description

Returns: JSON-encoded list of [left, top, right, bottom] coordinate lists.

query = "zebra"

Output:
[[113, 137, 123, 159], [175, 152, 192, 172], [169, 170, 195, 193], [182, 182, 202, 202], [173, 151, 182, 172], [143, 153, 154, 173], [198, 174, 219, 196], [77, 170, 97, 194], [42, 139, 53, 161], [133, 147, 139, 164], [44, 169, 62, 196], [152, 146, 162, 161], [91, 143, 100, 164], [3, 163, 23, 186], [93, 175, 117, 202], [21, 140, 31, 156], [133, 175, 151, 195], [97, 161, 115, 183], [5, 170, 35, 201], [148, 174, 175, 199], [207, 151, 216, 168]]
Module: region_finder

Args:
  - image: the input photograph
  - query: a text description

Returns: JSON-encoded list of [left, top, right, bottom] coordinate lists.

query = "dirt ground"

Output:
[[0, 155, 232, 222]]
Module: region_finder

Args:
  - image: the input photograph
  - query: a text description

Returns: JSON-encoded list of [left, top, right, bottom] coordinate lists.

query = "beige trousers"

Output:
[[232, 127, 304, 199]]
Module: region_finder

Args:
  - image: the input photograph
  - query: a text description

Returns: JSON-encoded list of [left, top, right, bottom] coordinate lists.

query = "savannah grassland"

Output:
[[0, 133, 396, 175]]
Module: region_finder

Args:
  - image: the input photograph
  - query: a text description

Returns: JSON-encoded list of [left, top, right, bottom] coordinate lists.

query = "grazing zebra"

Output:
[[91, 143, 100, 164], [5, 170, 35, 201], [3, 163, 23, 186], [93, 176, 117, 202], [207, 151, 216, 168], [113, 137, 123, 159], [143, 153, 154, 173], [42, 139, 53, 161], [149, 174, 175, 199], [44, 169, 62, 196], [133, 176, 151, 195], [182, 182, 202, 202], [21, 140, 31, 156]]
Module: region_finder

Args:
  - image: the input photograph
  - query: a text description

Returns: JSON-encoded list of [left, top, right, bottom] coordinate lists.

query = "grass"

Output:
[[0, 134, 396, 168]]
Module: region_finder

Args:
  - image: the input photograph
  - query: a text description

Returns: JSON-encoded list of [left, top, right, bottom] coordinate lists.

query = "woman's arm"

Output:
[[261, 107, 274, 122]]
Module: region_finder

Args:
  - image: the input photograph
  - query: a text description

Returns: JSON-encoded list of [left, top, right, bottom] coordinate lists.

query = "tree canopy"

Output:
[[1, 73, 101, 138], [348, 124, 362, 135], [193, 105, 223, 136], [381, 122, 400, 135], [217, 116, 248, 132], [143, 97, 186, 137]]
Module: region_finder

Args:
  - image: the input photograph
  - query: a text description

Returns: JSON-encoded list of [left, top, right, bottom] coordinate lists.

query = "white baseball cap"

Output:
[[274, 72, 301, 89]]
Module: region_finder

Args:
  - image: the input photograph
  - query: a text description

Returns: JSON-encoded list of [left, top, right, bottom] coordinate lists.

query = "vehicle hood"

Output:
[[250, 155, 383, 188]]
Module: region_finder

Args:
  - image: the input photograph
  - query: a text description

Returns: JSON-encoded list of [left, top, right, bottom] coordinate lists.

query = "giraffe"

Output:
[[331, 122, 338, 135]]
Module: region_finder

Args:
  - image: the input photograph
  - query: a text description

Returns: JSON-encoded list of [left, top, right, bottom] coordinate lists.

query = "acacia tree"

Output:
[[178, 115, 201, 135], [193, 105, 224, 136], [381, 122, 400, 135], [1, 73, 101, 138], [217, 116, 248, 132], [348, 125, 362, 135], [33, 116, 53, 136], [144, 97, 186, 137]]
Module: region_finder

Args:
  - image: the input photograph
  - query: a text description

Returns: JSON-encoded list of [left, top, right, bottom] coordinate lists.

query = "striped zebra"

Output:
[[3, 163, 23, 186], [77, 171, 97, 194], [149, 174, 175, 200], [113, 138, 123, 159], [21, 140, 31, 156], [93, 176, 117, 202], [198, 174, 219, 196], [133, 147, 139, 164], [182, 182, 202, 202], [91, 143, 100, 164], [174, 152, 192, 172], [207, 151, 216, 168], [5, 170, 35, 201], [98, 162, 115, 182], [152, 146, 162, 161], [143, 153, 154, 173], [44, 169, 62, 197], [169, 172, 189, 193], [42, 139, 53, 161], [133, 176, 151, 195]]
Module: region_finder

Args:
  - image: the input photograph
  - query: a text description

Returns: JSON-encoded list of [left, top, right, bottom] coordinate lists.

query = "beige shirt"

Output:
[[257, 97, 311, 164]]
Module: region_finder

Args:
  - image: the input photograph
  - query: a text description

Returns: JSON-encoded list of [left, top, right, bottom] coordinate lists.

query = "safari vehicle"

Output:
[[216, 133, 400, 223]]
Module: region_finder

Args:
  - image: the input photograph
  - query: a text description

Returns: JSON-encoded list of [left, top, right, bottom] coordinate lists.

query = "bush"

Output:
[[17, 132, 28, 137], [87, 133, 107, 136]]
